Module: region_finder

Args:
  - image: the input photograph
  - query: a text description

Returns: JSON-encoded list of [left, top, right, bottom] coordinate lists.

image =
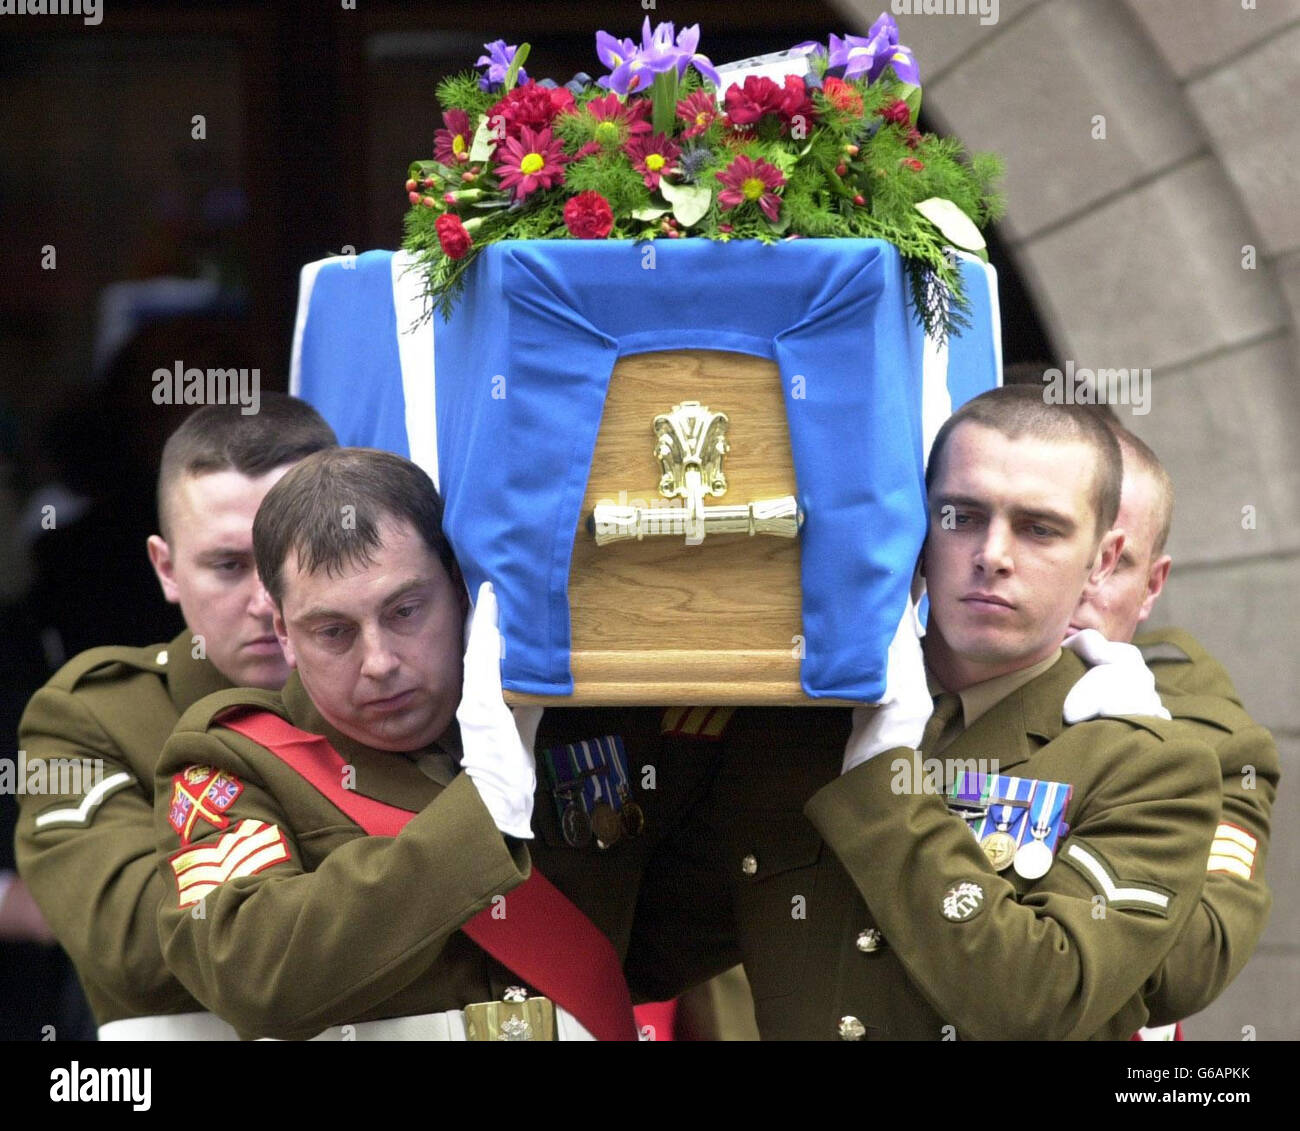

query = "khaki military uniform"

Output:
[[1137, 629, 1278, 1024], [153, 684, 735, 1040], [15, 629, 231, 1028], [710, 651, 1221, 1040]]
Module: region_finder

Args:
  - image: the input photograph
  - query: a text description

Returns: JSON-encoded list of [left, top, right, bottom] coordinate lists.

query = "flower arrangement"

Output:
[[403, 13, 1004, 341]]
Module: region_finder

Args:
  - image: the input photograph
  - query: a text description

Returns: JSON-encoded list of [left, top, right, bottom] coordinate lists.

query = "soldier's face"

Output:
[[923, 422, 1121, 687], [273, 518, 465, 753], [1068, 467, 1171, 643], [148, 468, 292, 690]]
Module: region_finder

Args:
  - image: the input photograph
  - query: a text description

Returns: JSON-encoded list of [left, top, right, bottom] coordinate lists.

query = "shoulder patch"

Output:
[[33, 771, 135, 830], [167, 766, 244, 845], [1060, 839, 1173, 917], [169, 819, 290, 908]]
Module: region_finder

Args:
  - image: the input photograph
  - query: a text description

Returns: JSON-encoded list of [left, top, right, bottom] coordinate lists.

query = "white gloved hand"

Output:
[[842, 594, 933, 774], [456, 582, 540, 838], [1062, 628, 1170, 723]]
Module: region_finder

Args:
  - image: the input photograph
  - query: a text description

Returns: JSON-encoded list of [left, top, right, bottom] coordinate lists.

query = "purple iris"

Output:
[[475, 39, 528, 91], [822, 13, 921, 85], [595, 19, 720, 95]]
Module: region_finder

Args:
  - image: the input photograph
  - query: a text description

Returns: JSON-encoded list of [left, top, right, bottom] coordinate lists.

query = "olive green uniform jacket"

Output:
[[1136, 628, 1278, 1024], [15, 629, 230, 1024], [153, 682, 733, 1040], [707, 652, 1221, 1040]]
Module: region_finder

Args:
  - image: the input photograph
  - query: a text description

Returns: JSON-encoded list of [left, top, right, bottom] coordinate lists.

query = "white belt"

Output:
[[305, 1007, 597, 1042], [98, 1011, 241, 1041]]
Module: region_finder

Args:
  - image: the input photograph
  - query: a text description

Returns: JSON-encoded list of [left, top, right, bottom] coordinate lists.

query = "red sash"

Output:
[[221, 708, 637, 1041]]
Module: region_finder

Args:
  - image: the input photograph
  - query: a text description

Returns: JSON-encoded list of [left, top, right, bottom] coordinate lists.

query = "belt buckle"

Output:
[[464, 988, 556, 1041]]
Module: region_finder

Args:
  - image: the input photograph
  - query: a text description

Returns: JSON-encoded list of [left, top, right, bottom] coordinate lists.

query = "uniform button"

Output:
[[156, 650, 169, 666], [741, 853, 758, 876], [856, 928, 884, 953], [838, 1015, 866, 1041]]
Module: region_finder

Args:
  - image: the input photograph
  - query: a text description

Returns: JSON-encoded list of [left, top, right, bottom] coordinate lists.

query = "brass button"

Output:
[[741, 854, 758, 876], [838, 1015, 866, 1041], [856, 928, 884, 953]]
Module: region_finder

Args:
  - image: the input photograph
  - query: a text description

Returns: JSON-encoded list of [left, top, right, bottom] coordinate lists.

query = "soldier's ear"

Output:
[[1083, 528, 1124, 598], [1138, 553, 1172, 623], [147, 535, 181, 604], [272, 608, 297, 669]]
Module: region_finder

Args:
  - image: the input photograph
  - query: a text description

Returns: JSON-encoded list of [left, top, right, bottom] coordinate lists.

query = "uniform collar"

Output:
[[943, 651, 1087, 772], [954, 648, 1063, 730], [278, 671, 455, 809], [164, 627, 234, 714]]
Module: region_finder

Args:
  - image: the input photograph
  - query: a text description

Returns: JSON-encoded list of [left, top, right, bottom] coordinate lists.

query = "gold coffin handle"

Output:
[[588, 399, 804, 547]]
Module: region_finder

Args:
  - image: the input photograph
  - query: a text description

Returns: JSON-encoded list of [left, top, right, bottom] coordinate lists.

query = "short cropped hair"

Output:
[[1109, 425, 1175, 557], [157, 394, 337, 539], [926, 386, 1123, 541], [254, 447, 459, 608]]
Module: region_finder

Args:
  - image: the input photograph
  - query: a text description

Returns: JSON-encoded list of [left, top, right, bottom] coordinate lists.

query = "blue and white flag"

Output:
[[291, 240, 1001, 702]]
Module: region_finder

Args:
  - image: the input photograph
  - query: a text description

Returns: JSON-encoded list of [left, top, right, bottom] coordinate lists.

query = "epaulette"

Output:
[[174, 686, 285, 734], [47, 642, 171, 692], [1162, 692, 1254, 736]]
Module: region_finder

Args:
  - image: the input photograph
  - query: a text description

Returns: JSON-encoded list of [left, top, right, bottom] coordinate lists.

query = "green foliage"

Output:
[[404, 55, 1006, 341]]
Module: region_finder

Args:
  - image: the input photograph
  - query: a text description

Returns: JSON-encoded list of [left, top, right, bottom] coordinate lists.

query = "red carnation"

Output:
[[879, 99, 911, 126], [564, 191, 615, 239], [777, 75, 817, 130], [722, 75, 786, 128], [488, 80, 574, 141], [435, 213, 472, 259], [822, 77, 863, 117]]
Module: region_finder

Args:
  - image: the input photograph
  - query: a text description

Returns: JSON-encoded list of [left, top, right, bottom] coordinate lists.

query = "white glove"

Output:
[[456, 582, 540, 838], [842, 595, 933, 774], [1062, 628, 1170, 723]]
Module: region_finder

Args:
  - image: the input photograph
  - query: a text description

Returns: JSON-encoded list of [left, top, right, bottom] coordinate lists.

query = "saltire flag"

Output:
[[291, 241, 1001, 702]]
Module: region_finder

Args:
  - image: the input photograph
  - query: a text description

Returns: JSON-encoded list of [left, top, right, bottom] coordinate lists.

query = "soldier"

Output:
[[15, 395, 337, 1039], [1066, 425, 1277, 1030], [704, 386, 1222, 1040], [152, 447, 734, 1040]]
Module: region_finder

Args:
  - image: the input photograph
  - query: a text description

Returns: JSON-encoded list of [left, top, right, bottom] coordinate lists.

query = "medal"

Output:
[[560, 800, 592, 848], [591, 802, 622, 848], [1014, 780, 1061, 880], [980, 830, 1017, 871], [619, 799, 645, 837]]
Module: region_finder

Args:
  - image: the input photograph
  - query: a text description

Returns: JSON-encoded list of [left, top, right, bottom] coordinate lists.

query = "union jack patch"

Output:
[[169, 819, 290, 908], [167, 766, 244, 845]]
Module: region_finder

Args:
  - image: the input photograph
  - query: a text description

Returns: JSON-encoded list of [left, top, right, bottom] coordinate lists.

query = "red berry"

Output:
[[835, 163, 847, 177], [405, 178, 417, 193], [853, 194, 865, 206], [422, 195, 437, 208], [845, 144, 859, 156], [423, 177, 436, 188], [408, 190, 420, 204], [461, 171, 475, 183]]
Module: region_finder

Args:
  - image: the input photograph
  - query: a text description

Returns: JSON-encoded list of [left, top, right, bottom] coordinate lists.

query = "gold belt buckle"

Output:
[[463, 987, 556, 1041]]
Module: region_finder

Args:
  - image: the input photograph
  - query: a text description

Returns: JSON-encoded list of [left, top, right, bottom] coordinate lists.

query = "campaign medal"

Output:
[[591, 802, 623, 848], [559, 793, 593, 849], [1014, 780, 1061, 880], [981, 782, 1028, 873], [980, 830, 1017, 872], [619, 790, 646, 838]]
